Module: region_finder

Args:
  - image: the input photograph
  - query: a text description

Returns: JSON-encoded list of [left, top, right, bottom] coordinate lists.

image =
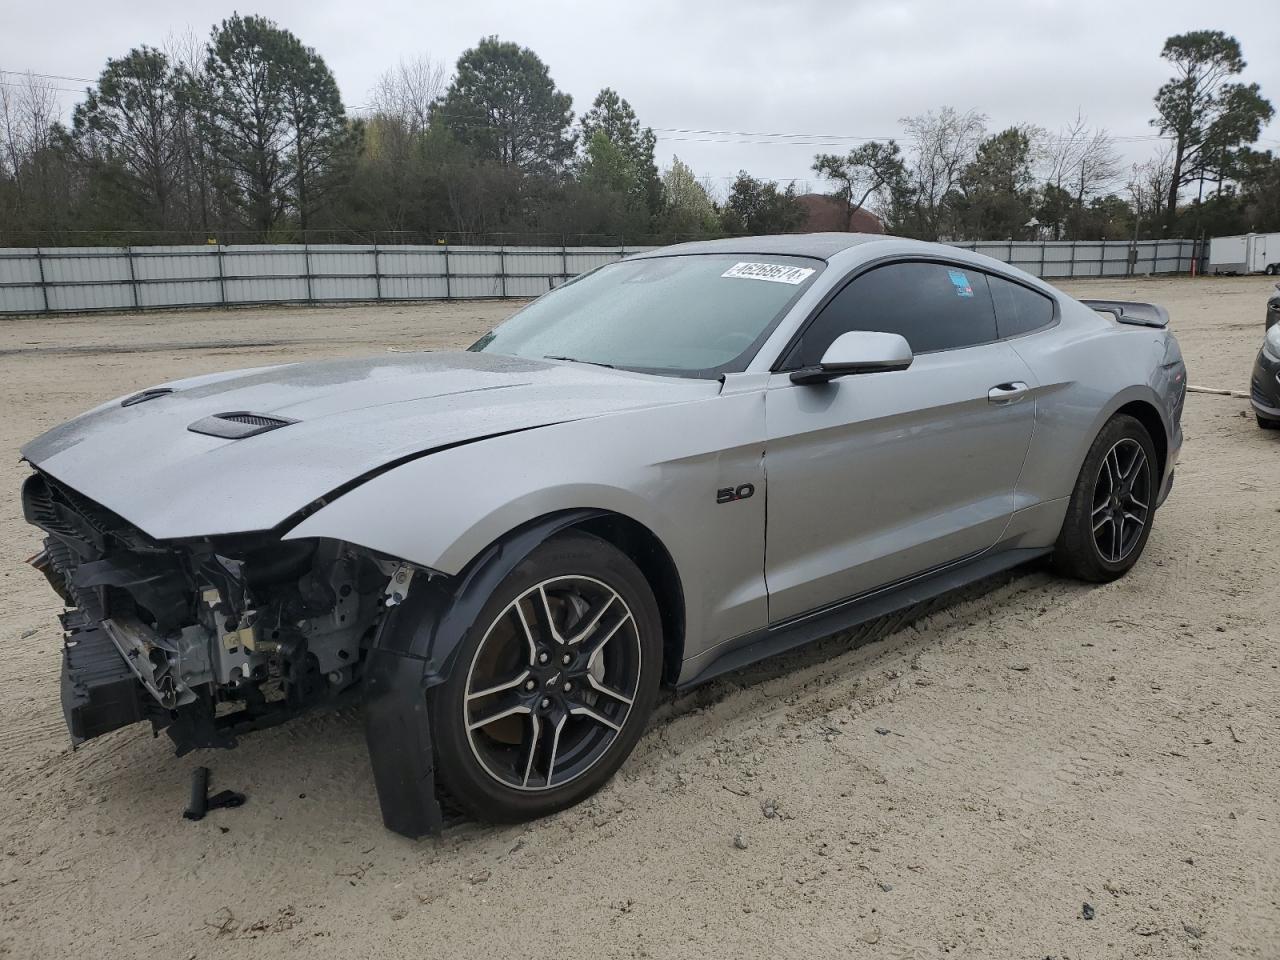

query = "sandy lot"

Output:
[[1, 277, 1277, 959]]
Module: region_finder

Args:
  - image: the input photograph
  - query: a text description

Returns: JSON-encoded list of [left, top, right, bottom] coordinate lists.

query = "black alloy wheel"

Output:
[[1089, 436, 1152, 564], [462, 574, 643, 792], [429, 533, 662, 823], [1053, 414, 1159, 582]]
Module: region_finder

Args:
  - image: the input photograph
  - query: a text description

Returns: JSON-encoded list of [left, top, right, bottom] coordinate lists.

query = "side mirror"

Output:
[[790, 331, 913, 385]]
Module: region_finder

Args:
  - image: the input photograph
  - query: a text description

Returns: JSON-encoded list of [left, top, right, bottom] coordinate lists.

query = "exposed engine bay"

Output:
[[23, 470, 408, 753]]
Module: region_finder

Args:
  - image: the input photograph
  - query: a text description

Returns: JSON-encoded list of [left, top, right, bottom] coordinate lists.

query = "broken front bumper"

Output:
[[60, 608, 150, 745], [37, 537, 193, 748]]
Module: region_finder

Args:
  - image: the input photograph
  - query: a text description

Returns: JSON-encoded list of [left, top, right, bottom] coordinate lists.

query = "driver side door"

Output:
[[763, 260, 1037, 622]]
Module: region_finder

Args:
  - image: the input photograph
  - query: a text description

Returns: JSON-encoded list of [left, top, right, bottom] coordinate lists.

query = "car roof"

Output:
[[631, 232, 888, 262]]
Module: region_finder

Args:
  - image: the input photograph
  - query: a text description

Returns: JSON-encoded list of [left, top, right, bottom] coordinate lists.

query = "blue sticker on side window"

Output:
[[948, 269, 974, 298]]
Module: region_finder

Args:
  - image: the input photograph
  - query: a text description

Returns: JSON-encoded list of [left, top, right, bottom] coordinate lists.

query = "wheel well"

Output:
[[573, 513, 685, 686], [1114, 400, 1167, 484]]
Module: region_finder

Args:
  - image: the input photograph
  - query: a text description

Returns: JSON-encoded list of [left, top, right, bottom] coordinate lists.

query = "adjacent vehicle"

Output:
[[21, 234, 1186, 836], [1253, 301, 1280, 429]]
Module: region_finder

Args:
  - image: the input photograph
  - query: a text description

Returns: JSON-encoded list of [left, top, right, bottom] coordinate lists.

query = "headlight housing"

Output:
[[1265, 323, 1280, 362]]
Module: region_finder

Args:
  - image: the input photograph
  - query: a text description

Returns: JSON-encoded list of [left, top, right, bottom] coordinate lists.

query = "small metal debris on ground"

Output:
[[182, 766, 246, 822], [733, 833, 748, 850], [878, 881, 894, 892], [1081, 902, 1096, 921], [875, 727, 891, 736]]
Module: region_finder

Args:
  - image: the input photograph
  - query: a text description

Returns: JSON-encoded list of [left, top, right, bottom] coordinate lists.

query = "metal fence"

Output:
[[0, 238, 1200, 316], [951, 238, 1199, 279]]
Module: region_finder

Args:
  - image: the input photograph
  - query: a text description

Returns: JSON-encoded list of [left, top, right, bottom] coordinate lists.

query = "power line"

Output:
[[6, 65, 1276, 149], [0, 68, 94, 85], [653, 126, 896, 140], [652, 126, 1178, 146], [0, 79, 83, 94]]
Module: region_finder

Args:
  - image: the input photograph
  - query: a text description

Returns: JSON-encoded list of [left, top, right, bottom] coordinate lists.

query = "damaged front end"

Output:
[[23, 470, 404, 755]]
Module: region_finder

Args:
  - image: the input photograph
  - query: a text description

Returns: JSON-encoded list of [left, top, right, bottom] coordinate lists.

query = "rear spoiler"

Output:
[[1081, 299, 1169, 329]]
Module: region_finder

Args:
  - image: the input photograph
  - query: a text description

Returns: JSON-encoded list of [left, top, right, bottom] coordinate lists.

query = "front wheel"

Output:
[[1259, 414, 1280, 430], [430, 532, 662, 823], [1053, 414, 1158, 582]]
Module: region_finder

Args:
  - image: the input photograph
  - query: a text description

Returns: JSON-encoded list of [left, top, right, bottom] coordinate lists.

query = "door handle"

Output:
[[988, 381, 1030, 405]]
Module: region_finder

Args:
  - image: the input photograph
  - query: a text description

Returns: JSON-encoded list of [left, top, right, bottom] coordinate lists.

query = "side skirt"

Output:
[[677, 546, 1050, 690]]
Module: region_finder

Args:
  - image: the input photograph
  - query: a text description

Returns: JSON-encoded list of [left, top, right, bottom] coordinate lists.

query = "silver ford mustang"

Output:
[[21, 233, 1186, 835]]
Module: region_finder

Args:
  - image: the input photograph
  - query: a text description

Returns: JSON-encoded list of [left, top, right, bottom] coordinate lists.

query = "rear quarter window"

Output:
[[988, 274, 1056, 338]]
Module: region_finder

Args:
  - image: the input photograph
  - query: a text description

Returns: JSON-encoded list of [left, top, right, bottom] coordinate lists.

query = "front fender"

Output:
[[285, 391, 772, 659]]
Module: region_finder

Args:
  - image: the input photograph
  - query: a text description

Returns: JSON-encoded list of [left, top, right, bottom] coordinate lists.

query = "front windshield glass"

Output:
[[469, 254, 823, 378]]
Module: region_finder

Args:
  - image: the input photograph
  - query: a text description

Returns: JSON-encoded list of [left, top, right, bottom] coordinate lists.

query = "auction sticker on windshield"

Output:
[[722, 262, 816, 284]]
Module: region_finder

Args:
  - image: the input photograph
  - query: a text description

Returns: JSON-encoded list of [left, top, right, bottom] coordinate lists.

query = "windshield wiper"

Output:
[[543, 355, 616, 369]]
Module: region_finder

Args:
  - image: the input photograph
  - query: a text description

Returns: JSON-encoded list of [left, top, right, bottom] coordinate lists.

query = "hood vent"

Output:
[[188, 411, 298, 440]]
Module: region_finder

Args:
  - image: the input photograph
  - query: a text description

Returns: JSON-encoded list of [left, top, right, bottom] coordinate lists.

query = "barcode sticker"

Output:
[[722, 262, 816, 285]]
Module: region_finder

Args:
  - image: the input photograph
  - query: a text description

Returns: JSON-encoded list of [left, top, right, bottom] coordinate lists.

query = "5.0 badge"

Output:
[[716, 483, 755, 504]]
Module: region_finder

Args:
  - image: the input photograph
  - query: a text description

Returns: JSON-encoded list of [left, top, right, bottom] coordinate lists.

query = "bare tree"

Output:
[[1042, 112, 1121, 238], [355, 56, 449, 234], [1126, 149, 1174, 237], [165, 28, 221, 235], [900, 107, 987, 239], [370, 56, 447, 134], [0, 70, 63, 229], [1, 71, 59, 175]]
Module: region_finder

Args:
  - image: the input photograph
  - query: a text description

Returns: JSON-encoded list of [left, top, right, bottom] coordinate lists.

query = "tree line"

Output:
[[1, 21, 1276, 247]]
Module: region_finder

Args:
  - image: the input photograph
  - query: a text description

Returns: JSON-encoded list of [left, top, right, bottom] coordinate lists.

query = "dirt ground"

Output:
[[1, 276, 1277, 959]]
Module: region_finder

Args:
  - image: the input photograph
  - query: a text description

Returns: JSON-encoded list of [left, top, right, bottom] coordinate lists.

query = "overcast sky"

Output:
[[3, 0, 1277, 198]]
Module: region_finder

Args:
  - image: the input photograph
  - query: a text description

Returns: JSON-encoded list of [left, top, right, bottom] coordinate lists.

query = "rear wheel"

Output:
[[430, 532, 662, 823], [1053, 415, 1158, 582]]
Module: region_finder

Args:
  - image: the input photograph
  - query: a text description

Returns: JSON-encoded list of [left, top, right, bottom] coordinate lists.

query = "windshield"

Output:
[[469, 253, 823, 378]]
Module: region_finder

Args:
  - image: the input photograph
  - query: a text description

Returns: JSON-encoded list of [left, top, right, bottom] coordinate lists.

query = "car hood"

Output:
[[22, 350, 716, 540]]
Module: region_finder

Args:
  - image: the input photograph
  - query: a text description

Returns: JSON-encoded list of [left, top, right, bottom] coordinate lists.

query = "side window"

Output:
[[988, 274, 1056, 339], [787, 261, 998, 368]]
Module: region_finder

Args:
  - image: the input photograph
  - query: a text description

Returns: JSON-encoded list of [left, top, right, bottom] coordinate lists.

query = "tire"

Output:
[[1266, 264, 1277, 276], [1259, 414, 1280, 430], [430, 532, 662, 823], [1052, 414, 1159, 583]]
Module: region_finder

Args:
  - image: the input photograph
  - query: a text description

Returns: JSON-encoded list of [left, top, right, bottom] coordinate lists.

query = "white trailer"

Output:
[[1209, 232, 1280, 275]]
